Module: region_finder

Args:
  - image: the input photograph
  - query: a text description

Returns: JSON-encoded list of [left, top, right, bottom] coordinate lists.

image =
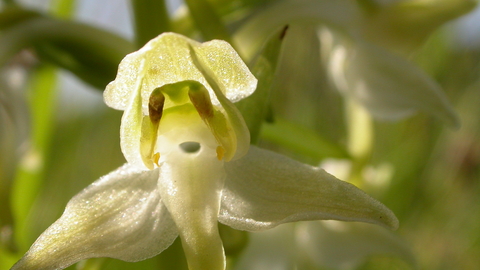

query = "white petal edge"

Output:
[[297, 221, 416, 269], [104, 32, 257, 113], [233, 224, 297, 270], [118, 58, 148, 168], [320, 27, 459, 127], [219, 146, 398, 231], [12, 164, 178, 270]]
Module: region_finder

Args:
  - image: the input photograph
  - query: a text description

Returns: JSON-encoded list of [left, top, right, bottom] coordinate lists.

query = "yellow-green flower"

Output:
[[12, 33, 397, 270]]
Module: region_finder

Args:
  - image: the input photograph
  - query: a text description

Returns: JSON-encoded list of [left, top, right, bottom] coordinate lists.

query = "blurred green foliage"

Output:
[[1, 0, 480, 269]]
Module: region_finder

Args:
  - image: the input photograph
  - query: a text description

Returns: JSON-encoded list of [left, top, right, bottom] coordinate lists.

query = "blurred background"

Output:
[[1, 0, 480, 269]]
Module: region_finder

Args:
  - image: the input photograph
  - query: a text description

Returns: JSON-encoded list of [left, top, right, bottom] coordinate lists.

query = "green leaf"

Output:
[[0, 246, 18, 270], [75, 258, 106, 270], [34, 42, 118, 89], [185, 0, 233, 44], [0, 6, 41, 30], [0, 16, 133, 89], [0, 77, 29, 254], [130, 0, 171, 48], [236, 26, 288, 144], [12, 64, 58, 251], [260, 117, 350, 161], [50, 0, 76, 19]]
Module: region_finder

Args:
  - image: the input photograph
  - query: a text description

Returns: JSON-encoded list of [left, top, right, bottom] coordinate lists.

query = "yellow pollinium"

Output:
[[139, 81, 238, 169]]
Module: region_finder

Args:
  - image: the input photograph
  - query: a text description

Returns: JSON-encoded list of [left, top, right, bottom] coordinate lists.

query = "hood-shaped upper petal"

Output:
[[219, 146, 398, 231], [104, 32, 257, 113], [11, 164, 178, 270], [104, 33, 256, 167]]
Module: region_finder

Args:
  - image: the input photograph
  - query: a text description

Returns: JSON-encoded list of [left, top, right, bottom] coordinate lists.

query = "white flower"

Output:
[[234, 221, 415, 270], [12, 33, 398, 270], [234, 0, 471, 126]]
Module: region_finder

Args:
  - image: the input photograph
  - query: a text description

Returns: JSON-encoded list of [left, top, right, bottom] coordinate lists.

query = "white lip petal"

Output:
[[11, 164, 178, 270], [157, 140, 226, 270]]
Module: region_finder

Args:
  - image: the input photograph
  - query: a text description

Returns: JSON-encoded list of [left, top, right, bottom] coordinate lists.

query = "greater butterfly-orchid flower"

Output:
[[12, 33, 398, 270]]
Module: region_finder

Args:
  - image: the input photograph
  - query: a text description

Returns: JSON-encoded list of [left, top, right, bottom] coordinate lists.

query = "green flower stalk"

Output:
[[11, 33, 398, 270]]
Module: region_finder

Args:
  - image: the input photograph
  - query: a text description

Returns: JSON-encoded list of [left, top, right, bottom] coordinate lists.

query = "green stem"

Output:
[[0, 17, 132, 68], [130, 0, 171, 48], [346, 99, 374, 187], [184, 0, 234, 44], [0, 16, 133, 88], [12, 64, 58, 251], [0, 6, 41, 29], [50, 0, 76, 19]]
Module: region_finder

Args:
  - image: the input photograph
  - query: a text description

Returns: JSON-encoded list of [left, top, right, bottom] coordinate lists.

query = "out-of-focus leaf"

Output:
[[233, 0, 356, 60], [155, 239, 189, 270], [322, 27, 460, 128], [185, 0, 233, 44], [34, 42, 114, 89], [207, 0, 275, 18], [75, 258, 106, 270], [236, 26, 287, 143], [359, 0, 477, 54], [296, 221, 416, 269], [80, 241, 188, 270], [171, 0, 275, 41], [233, 224, 297, 270], [0, 6, 41, 30], [261, 117, 350, 161], [0, 246, 18, 269], [130, 0, 171, 48], [0, 16, 133, 89], [51, 0, 76, 19], [0, 78, 29, 253], [11, 64, 57, 250], [219, 223, 249, 257]]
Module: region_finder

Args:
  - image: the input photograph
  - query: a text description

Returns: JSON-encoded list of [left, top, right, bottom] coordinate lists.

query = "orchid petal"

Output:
[[297, 221, 416, 269], [156, 116, 227, 270], [219, 146, 398, 231], [321, 27, 459, 127], [104, 32, 257, 112], [188, 48, 251, 160], [118, 59, 148, 168], [104, 33, 256, 164], [11, 164, 178, 270]]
